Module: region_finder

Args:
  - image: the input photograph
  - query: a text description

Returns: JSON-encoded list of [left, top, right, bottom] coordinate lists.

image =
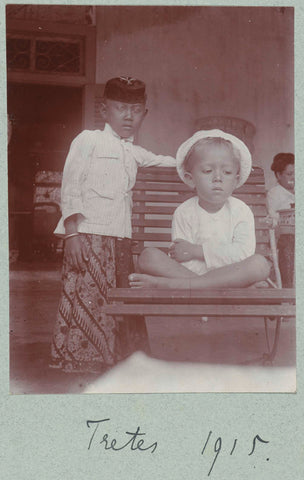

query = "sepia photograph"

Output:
[[7, 4, 295, 394]]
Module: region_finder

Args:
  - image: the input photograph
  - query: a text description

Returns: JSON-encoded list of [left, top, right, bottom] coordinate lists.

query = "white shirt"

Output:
[[267, 183, 295, 224], [54, 123, 175, 238], [172, 196, 256, 275]]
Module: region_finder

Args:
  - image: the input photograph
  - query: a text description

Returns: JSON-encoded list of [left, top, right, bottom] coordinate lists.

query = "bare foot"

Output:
[[128, 273, 162, 288]]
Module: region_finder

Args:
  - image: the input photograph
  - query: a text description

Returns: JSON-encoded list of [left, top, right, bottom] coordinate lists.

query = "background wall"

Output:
[[95, 6, 293, 188]]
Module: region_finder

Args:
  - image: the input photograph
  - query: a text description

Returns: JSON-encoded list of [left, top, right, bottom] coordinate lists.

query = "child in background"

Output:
[[50, 76, 175, 373], [267, 153, 295, 287], [267, 153, 295, 225], [129, 130, 270, 289]]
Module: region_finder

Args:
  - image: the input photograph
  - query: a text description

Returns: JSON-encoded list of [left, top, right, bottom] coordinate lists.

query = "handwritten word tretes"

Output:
[[87, 419, 158, 453]]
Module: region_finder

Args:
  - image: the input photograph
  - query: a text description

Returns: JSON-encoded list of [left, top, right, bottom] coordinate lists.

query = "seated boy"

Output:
[[129, 129, 270, 289]]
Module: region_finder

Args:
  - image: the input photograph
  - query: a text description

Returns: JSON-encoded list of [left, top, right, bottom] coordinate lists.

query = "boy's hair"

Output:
[[271, 153, 294, 175], [184, 137, 241, 173]]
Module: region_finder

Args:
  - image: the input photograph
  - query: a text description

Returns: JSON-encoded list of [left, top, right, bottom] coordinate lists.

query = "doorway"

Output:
[[7, 83, 83, 260]]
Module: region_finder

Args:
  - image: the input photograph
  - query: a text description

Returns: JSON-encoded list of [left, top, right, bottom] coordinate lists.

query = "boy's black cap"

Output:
[[104, 76, 146, 104]]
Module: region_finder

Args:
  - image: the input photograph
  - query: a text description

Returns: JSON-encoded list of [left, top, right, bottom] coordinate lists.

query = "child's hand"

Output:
[[169, 239, 203, 263], [65, 236, 89, 271]]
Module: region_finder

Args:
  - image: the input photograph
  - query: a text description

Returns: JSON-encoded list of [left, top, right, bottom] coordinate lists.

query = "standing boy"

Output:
[[51, 76, 175, 373]]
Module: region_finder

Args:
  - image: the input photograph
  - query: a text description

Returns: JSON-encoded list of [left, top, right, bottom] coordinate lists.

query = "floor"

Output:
[[9, 261, 296, 394]]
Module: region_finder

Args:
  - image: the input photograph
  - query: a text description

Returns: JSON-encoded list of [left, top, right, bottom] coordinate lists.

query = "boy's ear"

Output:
[[234, 173, 240, 189], [183, 171, 195, 189], [99, 102, 107, 120]]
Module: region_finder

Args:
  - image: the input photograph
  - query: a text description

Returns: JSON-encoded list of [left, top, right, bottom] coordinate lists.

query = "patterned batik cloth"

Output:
[[50, 234, 120, 373], [50, 234, 149, 373]]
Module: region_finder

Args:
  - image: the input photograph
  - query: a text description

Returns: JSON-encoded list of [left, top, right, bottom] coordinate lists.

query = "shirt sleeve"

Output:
[[171, 204, 194, 242], [133, 144, 176, 167], [202, 204, 256, 269], [60, 130, 95, 221]]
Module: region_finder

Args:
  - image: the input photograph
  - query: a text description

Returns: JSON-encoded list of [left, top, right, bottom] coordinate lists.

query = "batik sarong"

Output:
[[50, 234, 120, 373], [50, 234, 149, 373]]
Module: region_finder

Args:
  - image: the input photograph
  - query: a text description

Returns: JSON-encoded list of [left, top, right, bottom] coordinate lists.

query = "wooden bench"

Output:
[[104, 166, 295, 365]]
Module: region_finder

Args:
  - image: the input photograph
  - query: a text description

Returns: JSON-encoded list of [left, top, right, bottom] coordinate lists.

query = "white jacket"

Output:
[[54, 123, 175, 238]]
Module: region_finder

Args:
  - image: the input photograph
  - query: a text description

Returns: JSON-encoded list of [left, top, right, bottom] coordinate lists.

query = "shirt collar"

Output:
[[195, 196, 227, 216], [104, 123, 134, 143], [276, 182, 294, 196]]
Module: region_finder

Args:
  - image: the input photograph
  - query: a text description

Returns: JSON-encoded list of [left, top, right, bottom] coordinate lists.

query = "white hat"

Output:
[[176, 129, 252, 188]]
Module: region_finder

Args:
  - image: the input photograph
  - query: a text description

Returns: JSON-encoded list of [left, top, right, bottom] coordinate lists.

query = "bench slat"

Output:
[[132, 230, 270, 243], [133, 193, 267, 205], [104, 303, 295, 317], [136, 167, 265, 184], [134, 182, 265, 194], [136, 172, 266, 185], [131, 244, 271, 255], [133, 204, 268, 216], [108, 287, 295, 303], [132, 217, 270, 230]]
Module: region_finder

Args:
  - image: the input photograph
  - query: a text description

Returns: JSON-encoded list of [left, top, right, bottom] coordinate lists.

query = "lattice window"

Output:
[[7, 35, 84, 75], [7, 37, 31, 70], [35, 40, 81, 73]]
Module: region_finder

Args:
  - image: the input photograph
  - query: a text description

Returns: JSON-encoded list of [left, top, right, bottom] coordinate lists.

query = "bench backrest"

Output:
[[131, 166, 269, 259]]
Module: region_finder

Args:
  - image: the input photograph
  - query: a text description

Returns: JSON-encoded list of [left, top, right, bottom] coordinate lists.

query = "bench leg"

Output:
[[262, 316, 282, 365], [116, 315, 133, 359], [116, 315, 150, 358]]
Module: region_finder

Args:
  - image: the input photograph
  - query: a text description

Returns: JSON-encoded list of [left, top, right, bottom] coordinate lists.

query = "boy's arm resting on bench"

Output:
[[133, 144, 176, 168]]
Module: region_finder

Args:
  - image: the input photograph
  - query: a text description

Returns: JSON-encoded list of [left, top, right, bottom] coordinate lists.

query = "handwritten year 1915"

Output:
[[201, 430, 269, 476]]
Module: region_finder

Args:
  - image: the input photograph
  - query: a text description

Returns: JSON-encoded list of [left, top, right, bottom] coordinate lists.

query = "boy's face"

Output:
[[276, 163, 294, 192], [101, 99, 147, 138], [184, 144, 240, 212]]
